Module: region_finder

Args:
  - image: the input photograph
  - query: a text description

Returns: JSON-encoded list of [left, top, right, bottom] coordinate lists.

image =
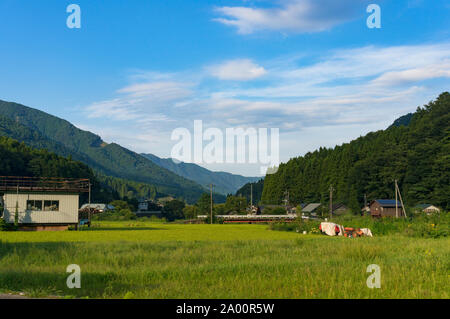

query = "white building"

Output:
[[0, 177, 89, 231]]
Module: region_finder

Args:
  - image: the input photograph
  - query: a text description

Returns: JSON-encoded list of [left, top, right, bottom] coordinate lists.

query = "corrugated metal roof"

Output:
[[303, 203, 321, 212], [373, 199, 401, 207]]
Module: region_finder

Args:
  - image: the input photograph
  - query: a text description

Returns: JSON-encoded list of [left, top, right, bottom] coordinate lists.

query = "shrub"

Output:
[[92, 208, 137, 221], [0, 218, 17, 231], [263, 207, 287, 215], [269, 219, 321, 234]]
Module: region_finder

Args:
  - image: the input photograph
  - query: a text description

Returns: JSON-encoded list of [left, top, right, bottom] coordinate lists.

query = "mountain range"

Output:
[[0, 100, 257, 203], [141, 153, 259, 195]]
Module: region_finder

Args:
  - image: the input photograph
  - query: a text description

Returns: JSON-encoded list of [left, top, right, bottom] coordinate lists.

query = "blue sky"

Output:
[[0, 0, 449, 176]]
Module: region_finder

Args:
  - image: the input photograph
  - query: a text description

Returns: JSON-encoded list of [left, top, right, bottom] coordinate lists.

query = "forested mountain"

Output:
[[261, 92, 450, 210], [0, 134, 189, 204], [235, 179, 264, 205], [389, 113, 413, 128], [0, 100, 207, 203], [0, 136, 115, 203], [141, 153, 259, 195]]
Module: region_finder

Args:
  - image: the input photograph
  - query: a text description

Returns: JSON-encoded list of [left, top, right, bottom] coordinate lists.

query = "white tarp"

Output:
[[320, 222, 343, 236], [320, 222, 373, 237], [360, 228, 373, 237]]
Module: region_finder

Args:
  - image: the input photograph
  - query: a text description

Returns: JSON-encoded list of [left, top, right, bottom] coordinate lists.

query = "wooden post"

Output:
[[210, 184, 214, 224], [88, 182, 92, 227], [250, 184, 253, 207], [329, 185, 334, 219], [395, 179, 398, 218], [396, 181, 407, 218]]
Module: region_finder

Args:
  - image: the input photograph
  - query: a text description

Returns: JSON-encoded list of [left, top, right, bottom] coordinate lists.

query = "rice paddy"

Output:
[[0, 221, 448, 299]]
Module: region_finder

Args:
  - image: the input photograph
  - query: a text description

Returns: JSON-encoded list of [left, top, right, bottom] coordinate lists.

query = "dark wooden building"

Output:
[[331, 203, 349, 216], [370, 199, 405, 217]]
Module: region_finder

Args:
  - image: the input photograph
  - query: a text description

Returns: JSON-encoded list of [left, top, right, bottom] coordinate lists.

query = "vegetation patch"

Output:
[[0, 222, 448, 299]]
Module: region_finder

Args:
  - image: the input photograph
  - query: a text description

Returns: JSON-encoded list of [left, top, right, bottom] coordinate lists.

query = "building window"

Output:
[[44, 200, 59, 211], [26, 200, 43, 211]]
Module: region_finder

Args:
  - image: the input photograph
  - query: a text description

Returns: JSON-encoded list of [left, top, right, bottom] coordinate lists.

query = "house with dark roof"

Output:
[[370, 199, 405, 217], [302, 203, 321, 216], [331, 203, 349, 216]]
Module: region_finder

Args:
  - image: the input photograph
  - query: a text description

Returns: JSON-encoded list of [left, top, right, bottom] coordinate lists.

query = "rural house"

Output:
[[0, 176, 89, 230], [331, 203, 349, 216], [302, 203, 321, 216], [370, 199, 405, 218], [414, 204, 440, 214]]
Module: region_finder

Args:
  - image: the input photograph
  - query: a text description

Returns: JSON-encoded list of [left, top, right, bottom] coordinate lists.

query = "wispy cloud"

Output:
[[213, 0, 367, 34], [83, 43, 450, 166], [85, 80, 195, 123], [208, 59, 267, 80]]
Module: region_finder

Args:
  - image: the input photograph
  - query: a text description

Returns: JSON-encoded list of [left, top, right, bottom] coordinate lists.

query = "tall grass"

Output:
[[0, 222, 448, 299]]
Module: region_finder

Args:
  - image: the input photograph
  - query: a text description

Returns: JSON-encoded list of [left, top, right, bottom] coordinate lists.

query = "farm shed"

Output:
[[302, 203, 321, 216], [370, 199, 405, 218], [414, 204, 440, 214], [0, 176, 89, 231], [331, 203, 348, 215]]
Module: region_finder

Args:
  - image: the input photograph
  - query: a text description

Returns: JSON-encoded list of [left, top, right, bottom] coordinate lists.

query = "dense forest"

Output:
[[96, 174, 158, 201], [235, 179, 264, 205], [261, 92, 450, 210], [0, 136, 117, 203]]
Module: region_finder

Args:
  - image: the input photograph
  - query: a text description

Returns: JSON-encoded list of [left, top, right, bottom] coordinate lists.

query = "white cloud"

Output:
[[213, 0, 365, 34], [86, 44, 450, 129], [118, 81, 193, 100], [82, 43, 450, 174], [371, 62, 450, 86], [85, 80, 194, 122], [208, 59, 267, 80]]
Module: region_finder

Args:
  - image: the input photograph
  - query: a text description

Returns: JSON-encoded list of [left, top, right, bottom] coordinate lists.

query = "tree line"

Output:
[[260, 92, 450, 211]]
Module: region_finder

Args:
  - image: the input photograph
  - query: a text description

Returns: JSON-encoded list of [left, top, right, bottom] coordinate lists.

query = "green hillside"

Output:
[[261, 92, 450, 210], [0, 136, 116, 203], [0, 100, 207, 203], [235, 179, 264, 205], [141, 153, 259, 195]]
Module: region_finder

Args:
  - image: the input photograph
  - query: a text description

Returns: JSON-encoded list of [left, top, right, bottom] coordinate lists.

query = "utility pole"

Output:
[[395, 179, 398, 218], [210, 184, 215, 224], [329, 184, 334, 219], [395, 180, 407, 218], [363, 193, 367, 216], [15, 184, 19, 227], [88, 182, 92, 227], [282, 190, 290, 211], [250, 184, 253, 207], [286, 191, 289, 206], [88, 182, 91, 205]]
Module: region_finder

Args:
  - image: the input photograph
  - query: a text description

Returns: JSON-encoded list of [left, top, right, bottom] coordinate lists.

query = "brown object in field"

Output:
[[355, 228, 364, 237]]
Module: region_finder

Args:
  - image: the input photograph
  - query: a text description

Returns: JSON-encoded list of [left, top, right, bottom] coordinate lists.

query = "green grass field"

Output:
[[0, 221, 449, 299]]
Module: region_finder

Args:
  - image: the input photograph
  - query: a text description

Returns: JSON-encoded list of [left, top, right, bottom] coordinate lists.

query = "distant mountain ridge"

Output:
[[142, 153, 260, 195], [389, 113, 413, 128], [0, 100, 212, 203]]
